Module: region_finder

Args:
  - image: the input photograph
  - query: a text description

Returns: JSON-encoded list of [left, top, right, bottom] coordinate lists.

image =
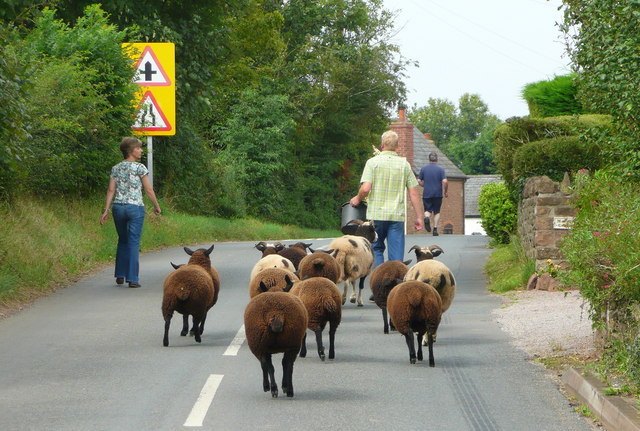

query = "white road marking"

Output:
[[223, 324, 245, 356], [184, 374, 223, 427]]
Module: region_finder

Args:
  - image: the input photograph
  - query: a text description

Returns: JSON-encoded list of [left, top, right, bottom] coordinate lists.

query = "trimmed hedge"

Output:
[[478, 182, 517, 244], [522, 74, 585, 118]]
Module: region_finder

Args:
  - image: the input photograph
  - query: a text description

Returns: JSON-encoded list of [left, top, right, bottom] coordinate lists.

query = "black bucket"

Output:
[[340, 202, 367, 235]]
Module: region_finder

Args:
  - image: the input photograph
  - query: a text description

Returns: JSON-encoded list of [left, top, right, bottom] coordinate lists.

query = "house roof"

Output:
[[464, 175, 503, 216], [410, 127, 467, 180]]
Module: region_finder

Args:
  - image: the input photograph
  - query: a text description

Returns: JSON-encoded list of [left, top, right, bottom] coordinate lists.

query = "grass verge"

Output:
[[0, 195, 340, 315], [484, 235, 536, 293]]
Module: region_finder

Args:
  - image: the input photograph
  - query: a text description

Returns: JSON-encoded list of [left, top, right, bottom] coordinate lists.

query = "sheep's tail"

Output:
[[312, 259, 326, 271], [320, 296, 338, 314], [176, 285, 191, 302], [269, 315, 285, 333]]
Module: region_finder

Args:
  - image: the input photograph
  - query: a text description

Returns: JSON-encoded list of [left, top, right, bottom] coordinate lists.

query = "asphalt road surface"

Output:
[[0, 235, 593, 431]]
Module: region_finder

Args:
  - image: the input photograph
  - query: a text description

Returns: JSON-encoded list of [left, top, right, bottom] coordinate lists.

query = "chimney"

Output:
[[423, 133, 431, 140], [398, 103, 407, 122]]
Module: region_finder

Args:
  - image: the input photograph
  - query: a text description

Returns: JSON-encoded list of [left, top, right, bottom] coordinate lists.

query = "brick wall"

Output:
[[518, 176, 576, 270], [393, 121, 415, 167], [406, 179, 465, 235]]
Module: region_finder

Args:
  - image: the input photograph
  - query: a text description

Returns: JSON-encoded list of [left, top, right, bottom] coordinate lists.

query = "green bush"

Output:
[[493, 114, 611, 200], [522, 74, 585, 117], [561, 169, 640, 385], [478, 182, 517, 244], [512, 135, 602, 184]]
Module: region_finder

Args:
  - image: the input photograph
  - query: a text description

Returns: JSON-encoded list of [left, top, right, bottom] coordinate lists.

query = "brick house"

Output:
[[388, 108, 467, 235]]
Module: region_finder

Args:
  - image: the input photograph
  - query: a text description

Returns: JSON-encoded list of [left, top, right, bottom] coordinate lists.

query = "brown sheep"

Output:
[[249, 268, 299, 298], [408, 245, 444, 262], [182, 245, 221, 335], [244, 291, 308, 398], [387, 280, 442, 366], [277, 242, 311, 270], [298, 249, 341, 283], [290, 277, 342, 361], [369, 259, 411, 334], [162, 265, 214, 347]]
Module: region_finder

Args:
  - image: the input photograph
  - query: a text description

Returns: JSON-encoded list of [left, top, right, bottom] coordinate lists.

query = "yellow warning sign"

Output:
[[123, 43, 175, 136]]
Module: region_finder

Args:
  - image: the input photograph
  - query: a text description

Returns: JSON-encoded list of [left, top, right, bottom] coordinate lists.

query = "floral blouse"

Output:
[[110, 161, 149, 206]]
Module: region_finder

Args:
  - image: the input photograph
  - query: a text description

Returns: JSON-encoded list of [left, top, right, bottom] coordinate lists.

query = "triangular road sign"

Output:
[[132, 91, 172, 132], [133, 46, 171, 86]]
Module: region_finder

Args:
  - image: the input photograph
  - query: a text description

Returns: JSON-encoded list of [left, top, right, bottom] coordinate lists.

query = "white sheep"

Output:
[[250, 254, 296, 281], [328, 220, 376, 307], [408, 245, 444, 262], [387, 280, 442, 366]]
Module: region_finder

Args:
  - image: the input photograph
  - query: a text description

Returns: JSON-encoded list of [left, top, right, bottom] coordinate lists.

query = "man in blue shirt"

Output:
[[418, 152, 448, 236]]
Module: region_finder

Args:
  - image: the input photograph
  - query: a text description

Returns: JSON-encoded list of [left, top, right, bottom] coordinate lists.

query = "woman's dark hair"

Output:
[[120, 137, 142, 158]]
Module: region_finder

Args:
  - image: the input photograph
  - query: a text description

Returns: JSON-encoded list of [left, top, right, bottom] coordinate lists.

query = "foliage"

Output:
[[493, 114, 611, 200], [485, 235, 536, 293], [408, 93, 500, 174], [478, 182, 517, 244], [522, 74, 585, 118], [560, 169, 640, 384], [0, 194, 341, 306]]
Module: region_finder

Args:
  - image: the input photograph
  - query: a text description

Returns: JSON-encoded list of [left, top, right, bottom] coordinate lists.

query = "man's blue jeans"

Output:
[[372, 220, 405, 268], [112, 203, 145, 283]]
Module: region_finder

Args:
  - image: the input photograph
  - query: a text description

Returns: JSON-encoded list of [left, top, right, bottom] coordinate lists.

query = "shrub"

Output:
[[561, 169, 640, 383], [522, 74, 585, 118], [478, 182, 517, 244]]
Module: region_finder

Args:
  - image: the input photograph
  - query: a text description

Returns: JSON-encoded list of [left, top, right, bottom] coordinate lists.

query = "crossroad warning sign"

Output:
[[124, 42, 175, 136]]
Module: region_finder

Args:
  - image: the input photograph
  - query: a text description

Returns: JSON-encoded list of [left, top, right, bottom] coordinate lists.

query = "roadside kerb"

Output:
[[563, 367, 640, 431]]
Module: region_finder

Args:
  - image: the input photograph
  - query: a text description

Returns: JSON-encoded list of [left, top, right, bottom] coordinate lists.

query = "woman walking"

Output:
[[100, 137, 161, 288]]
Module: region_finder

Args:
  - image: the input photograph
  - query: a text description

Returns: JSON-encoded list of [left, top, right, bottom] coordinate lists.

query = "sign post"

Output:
[[123, 42, 176, 186]]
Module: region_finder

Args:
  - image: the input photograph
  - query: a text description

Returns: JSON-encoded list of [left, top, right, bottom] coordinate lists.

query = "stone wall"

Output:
[[518, 176, 576, 271]]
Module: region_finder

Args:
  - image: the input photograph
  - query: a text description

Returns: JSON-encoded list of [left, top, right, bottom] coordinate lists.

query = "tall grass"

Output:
[[0, 195, 340, 310], [484, 235, 535, 293]]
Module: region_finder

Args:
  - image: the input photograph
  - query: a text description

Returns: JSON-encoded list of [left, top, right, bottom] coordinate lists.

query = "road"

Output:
[[0, 235, 592, 431]]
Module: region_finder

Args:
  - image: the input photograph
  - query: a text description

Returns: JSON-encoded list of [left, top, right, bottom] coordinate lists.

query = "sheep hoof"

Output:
[[384, 329, 389, 334], [319, 354, 326, 361], [357, 302, 363, 307], [180, 330, 188, 336], [271, 389, 278, 398], [349, 297, 356, 304], [410, 357, 416, 364]]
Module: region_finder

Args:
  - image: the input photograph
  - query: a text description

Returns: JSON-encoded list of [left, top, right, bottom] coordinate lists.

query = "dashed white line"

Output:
[[223, 324, 245, 356], [184, 374, 224, 427]]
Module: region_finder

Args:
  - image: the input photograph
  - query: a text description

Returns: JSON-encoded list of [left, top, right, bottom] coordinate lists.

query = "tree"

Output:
[[408, 98, 458, 148]]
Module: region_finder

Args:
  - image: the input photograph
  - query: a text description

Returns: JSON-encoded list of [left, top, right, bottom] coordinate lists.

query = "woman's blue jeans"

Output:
[[112, 203, 145, 283], [372, 220, 405, 268]]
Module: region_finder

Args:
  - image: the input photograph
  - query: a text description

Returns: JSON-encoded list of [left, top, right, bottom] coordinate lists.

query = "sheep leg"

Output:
[[341, 282, 348, 305], [427, 333, 435, 367], [163, 316, 172, 347], [349, 280, 357, 304], [328, 322, 337, 360], [416, 333, 424, 362], [192, 316, 202, 343], [299, 333, 307, 358], [181, 314, 189, 336], [422, 330, 437, 346], [356, 276, 366, 307], [282, 351, 297, 397], [198, 314, 207, 335], [260, 354, 278, 397], [382, 308, 389, 334], [403, 332, 417, 364], [314, 328, 325, 361]]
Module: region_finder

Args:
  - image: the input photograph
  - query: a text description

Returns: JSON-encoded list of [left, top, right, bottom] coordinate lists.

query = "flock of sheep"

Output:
[[160, 220, 457, 398]]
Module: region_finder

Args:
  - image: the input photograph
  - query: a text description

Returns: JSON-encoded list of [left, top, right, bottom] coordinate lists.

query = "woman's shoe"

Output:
[[116, 277, 125, 285], [128, 282, 142, 288]]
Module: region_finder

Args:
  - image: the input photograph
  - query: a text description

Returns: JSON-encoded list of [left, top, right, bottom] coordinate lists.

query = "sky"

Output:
[[381, 0, 571, 120]]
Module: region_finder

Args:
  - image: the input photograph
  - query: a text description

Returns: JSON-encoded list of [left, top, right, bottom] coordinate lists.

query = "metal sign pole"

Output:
[[147, 135, 153, 187]]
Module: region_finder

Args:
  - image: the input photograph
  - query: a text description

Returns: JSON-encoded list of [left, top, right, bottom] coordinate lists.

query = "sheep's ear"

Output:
[[331, 249, 339, 258], [184, 247, 194, 256], [304, 242, 312, 249], [429, 245, 444, 257], [408, 245, 421, 253], [275, 243, 285, 252], [308, 247, 316, 253], [283, 275, 294, 292], [170, 262, 182, 270], [205, 244, 215, 256], [403, 259, 412, 266], [259, 281, 270, 293], [255, 242, 266, 252]]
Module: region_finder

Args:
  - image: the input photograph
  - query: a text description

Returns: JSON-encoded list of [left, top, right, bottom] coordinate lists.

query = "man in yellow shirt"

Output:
[[350, 130, 424, 267]]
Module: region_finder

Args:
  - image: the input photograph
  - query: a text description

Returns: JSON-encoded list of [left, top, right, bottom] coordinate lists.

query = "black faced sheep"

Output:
[[297, 249, 341, 283], [387, 280, 442, 366], [250, 254, 296, 281], [244, 291, 309, 398], [408, 245, 444, 262], [255, 241, 285, 257], [249, 268, 298, 298], [328, 220, 376, 306], [369, 259, 411, 334], [290, 277, 342, 361], [162, 265, 214, 347]]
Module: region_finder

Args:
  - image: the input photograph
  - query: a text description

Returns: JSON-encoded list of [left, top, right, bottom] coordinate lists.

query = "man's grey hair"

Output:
[[381, 130, 399, 150]]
